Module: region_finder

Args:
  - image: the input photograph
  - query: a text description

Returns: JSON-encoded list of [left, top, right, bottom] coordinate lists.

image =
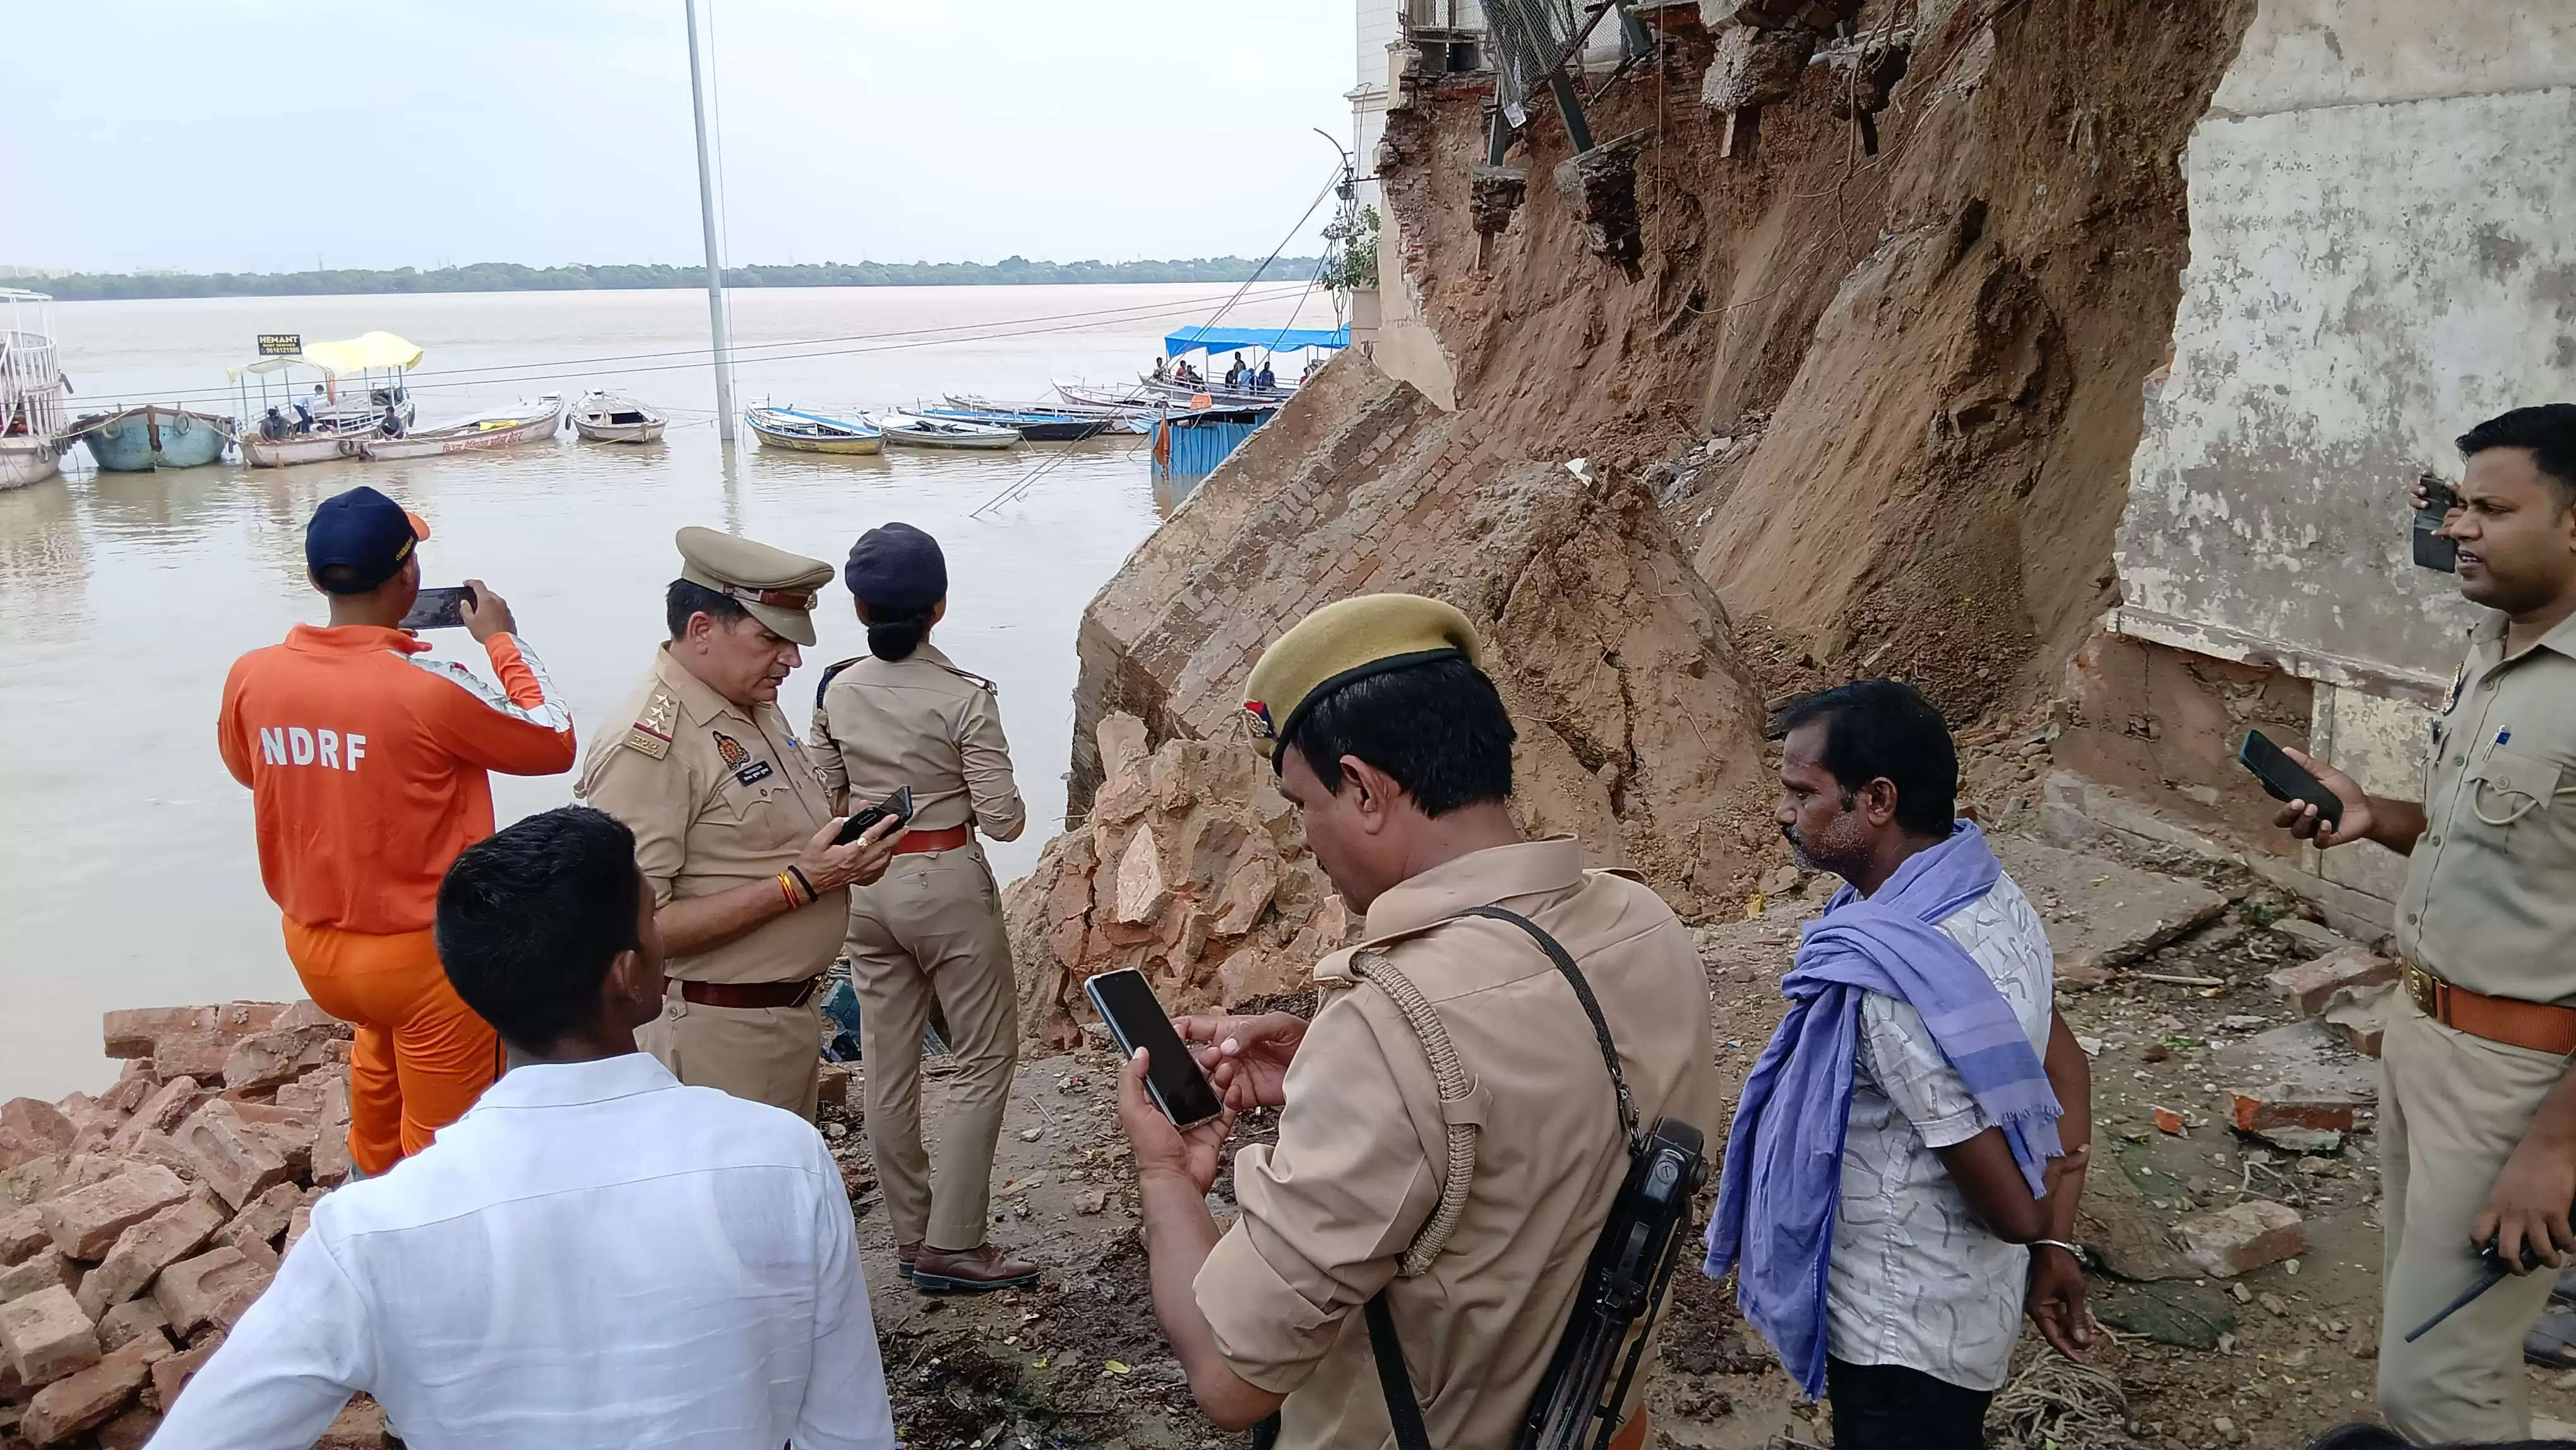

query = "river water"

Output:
[[0, 282, 1327, 1097]]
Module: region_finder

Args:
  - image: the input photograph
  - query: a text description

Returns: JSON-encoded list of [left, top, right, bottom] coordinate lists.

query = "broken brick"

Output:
[[174, 1101, 290, 1209], [119, 1130, 203, 1186], [317, 1399, 389, 1449], [2229, 1084, 2360, 1135], [1, 1204, 47, 1264], [97, 1077, 153, 1117], [215, 1182, 301, 1261], [153, 1247, 269, 1338], [1, 1099, 75, 1156], [0, 1250, 78, 1302], [222, 1027, 343, 1095], [310, 1076, 354, 1189], [108, 1079, 202, 1156], [0, 1285, 101, 1387], [78, 1194, 226, 1320], [148, 1332, 222, 1413], [213, 1002, 289, 1036], [2174, 1198, 2306, 1278], [2152, 1105, 2185, 1135], [2269, 947, 2398, 1017], [101, 1007, 216, 1062], [22, 1333, 168, 1446], [147, 1033, 237, 1086], [36, 1165, 190, 1260], [93, 1300, 168, 1353]]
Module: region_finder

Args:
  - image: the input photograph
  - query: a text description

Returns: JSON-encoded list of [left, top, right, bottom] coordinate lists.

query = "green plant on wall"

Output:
[[1318, 206, 1380, 295]]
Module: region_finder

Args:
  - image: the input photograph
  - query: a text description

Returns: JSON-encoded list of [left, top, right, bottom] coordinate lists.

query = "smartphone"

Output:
[[2239, 729, 2344, 830], [1083, 969, 1226, 1129], [2413, 474, 2459, 573], [833, 785, 915, 845], [398, 585, 475, 630]]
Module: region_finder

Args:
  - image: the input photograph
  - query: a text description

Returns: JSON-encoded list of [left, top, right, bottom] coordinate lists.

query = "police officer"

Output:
[[578, 527, 902, 1120], [1114, 594, 1722, 1448], [2279, 405, 2576, 1441], [806, 522, 1034, 1293]]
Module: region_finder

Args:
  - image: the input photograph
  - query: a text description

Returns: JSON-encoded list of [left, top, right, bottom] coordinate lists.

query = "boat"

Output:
[[239, 395, 564, 469], [919, 406, 1109, 442], [1, 290, 72, 491], [1052, 379, 1155, 412], [70, 405, 234, 471], [571, 390, 667, 443], [744, 405, 883, 455], [229, 332, 422, 447], [876, 413, 1020, 451]]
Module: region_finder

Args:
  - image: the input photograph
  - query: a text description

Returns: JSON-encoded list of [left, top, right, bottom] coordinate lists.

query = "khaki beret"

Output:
[[675, 525, 835, 645], [1242, 594, 1484, 765]]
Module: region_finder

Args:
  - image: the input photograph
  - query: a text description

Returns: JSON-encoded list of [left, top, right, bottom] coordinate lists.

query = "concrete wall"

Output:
[[2097, 0, 2576, 923], [2116, 0, 2576, 698]]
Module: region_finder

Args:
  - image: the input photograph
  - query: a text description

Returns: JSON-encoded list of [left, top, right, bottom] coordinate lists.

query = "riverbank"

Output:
[[15, 258, 1324, 304]]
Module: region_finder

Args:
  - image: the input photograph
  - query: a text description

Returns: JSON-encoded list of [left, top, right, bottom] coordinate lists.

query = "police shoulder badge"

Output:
[[622, 688, 678, 760], [1243, 700, 1277, 740]]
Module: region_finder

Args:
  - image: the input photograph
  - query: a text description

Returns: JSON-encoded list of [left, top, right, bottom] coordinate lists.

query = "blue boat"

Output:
[[919, 407, 1110, 442], [75, 405, 233, 470]]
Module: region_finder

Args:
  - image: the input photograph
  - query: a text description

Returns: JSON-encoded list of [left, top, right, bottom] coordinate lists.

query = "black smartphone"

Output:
[[2413, 473, 2459, 573], [398, 585, 475, 630], [1083, 969, 1226, 1129], [833, 785, 915, 845], [2239, 729, 2344, 830]]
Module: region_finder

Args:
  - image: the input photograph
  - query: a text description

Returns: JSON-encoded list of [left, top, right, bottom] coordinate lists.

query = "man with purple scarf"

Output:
[[1705, 680, 2096, 1449]]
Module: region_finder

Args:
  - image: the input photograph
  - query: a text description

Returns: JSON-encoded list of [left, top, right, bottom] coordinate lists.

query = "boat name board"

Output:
[[257, 333, 302, 356]]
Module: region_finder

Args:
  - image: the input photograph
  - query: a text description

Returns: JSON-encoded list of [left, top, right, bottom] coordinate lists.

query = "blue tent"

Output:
[[1163, 325, 1349, 358]]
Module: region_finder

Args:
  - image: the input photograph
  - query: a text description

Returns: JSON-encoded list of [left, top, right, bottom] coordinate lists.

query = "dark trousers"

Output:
[[1826, 1357, 1994, 1450]]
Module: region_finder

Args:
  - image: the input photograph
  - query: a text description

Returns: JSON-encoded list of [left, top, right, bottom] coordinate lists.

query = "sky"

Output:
[[6, 0, 1359, 274]]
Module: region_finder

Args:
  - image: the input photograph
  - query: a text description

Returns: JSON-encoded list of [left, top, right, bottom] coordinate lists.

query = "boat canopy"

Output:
[[1162, 325, 1348, 358], [227, 331, 424, 380]]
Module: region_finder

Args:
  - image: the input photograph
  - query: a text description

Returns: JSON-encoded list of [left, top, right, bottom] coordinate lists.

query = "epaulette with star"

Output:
[[623, 687, 679, 760]]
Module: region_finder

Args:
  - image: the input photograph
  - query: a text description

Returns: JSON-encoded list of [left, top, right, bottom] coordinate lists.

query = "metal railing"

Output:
[[0, 332, 66, 440]]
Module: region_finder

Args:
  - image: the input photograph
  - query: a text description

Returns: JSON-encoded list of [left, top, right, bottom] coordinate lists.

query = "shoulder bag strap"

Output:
[[1367, 1289, 1436, 1450], [1455, 904, 1642, 1149]]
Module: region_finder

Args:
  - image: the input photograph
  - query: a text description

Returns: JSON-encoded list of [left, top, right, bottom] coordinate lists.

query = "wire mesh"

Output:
[[1483, 0, 1580, 125]]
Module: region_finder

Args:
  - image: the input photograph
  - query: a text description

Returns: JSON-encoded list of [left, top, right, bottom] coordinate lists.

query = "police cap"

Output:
[[843, 522, 948, 613], [674, 525, 834, 646], [1242, 594, 1484, 766]]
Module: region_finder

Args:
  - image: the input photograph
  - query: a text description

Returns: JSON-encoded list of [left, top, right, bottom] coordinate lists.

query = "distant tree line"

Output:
[[25, 256, 1325, 302]]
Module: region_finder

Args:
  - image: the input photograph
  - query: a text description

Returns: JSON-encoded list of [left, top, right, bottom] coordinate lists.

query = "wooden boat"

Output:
[[71, 405, 234, 471], [1, 290, 70, 491], [1053, 379, 1154, 411], [876, 414, 1020, 451], [919, 407, 1109, 442], [241, 395, 564, 469], [572, 391, 666, 443], [745, 405, 882, 455]]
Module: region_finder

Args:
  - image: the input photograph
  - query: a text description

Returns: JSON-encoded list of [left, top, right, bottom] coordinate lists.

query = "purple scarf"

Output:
[[1702, 821, 2061, 1397]]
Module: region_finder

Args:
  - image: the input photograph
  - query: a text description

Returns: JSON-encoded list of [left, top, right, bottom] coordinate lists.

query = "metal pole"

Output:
[[684, 0, 737, 443]]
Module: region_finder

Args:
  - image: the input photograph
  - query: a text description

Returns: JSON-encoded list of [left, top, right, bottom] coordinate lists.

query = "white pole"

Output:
[[684, 0, 737, 443]]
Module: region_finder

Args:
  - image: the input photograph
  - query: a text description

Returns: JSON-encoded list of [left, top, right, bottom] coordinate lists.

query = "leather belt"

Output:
[[678, 976, 822, 1010], [2404, 959, 2576, 1056], [895, 825, 970, 854]]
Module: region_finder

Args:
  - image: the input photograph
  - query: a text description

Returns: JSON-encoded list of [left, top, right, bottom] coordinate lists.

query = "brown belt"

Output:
[[895, 825, 970, 854], [2404, 959, 2576, 1055], [678, 976, 822, 1010]]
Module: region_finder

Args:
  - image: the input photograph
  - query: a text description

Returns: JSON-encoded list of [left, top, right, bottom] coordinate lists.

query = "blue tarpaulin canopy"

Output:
[[1162, 325, 1349, 358]]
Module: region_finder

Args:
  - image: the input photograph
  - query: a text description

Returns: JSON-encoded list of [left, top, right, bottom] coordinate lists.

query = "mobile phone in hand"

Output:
[[2239, 730, 2344, 830], [399, 585, 475, 630], [2413, 474, 2459, 573], [1085, 969, 1226, 1129], [833, 785, 915, 845]]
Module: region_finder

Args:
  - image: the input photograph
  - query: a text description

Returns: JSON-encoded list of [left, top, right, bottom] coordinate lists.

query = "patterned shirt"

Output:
[[1825, 871, 2054, 1391]]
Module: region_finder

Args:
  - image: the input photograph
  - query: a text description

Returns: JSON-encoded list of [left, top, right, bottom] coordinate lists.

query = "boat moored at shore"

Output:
[[745, 405, 883, 454], [1, 290, 72, 491], [876, 412, 1020, 450], [240, 395, 564, 468], [573, 390, 667, 443]]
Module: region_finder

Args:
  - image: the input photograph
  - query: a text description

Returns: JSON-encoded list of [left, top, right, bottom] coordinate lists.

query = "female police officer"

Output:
[[806, 522, 1035, 1293]]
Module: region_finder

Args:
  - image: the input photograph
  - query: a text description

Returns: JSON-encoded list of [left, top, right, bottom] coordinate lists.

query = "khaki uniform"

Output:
[[807, 642, 1025, 1252], [1192, 838, 1721, 1450], [578, 645, 847, 1119], [2380, 610, 2576, 1441]]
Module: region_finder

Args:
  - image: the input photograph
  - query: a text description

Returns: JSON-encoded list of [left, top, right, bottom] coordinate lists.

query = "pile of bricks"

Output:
[[0, 1002, 384, 1449]]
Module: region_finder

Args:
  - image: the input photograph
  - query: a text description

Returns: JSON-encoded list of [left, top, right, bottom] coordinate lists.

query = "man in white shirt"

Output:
[[150, 805, 895, 1450]]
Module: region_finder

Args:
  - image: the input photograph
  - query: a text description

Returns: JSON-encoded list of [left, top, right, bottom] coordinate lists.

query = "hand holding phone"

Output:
[[835, 785, 914, 845], [1088, 969, 1227, 1129], [2241, 729, 2348, 832], [2413, 474, 2460, 573], [398, 585, 475, 631]]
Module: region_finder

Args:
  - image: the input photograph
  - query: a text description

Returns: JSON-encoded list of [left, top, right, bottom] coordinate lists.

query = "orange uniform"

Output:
[[217, 624, 576, 1171]]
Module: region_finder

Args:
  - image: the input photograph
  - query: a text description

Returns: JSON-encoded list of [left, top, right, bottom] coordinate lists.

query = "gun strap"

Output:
[[1456, 906, 1642, 1150], [1367, 1290, 1436, 1450]]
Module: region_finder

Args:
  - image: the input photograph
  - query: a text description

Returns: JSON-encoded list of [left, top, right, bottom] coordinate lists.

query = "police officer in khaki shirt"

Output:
[[1114, 595, 1721, 1449], [806, 523, 1034, 1293], [2281, 406, 2576, 1441], [578, 527, 902, 1120]]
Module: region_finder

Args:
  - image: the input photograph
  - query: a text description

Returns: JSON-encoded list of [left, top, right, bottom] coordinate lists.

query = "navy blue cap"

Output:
[[306, 486, 428, 594], [843, 522, 946, 613]]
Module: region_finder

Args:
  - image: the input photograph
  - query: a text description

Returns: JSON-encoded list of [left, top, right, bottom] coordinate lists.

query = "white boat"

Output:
[[745, 405, 883, 455], [875, 412, 1020, 451], [240, 395, 564, 469], [229, 332, 422, 449], [572, 390, 667, 443], [0, 290, 72, 491]]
